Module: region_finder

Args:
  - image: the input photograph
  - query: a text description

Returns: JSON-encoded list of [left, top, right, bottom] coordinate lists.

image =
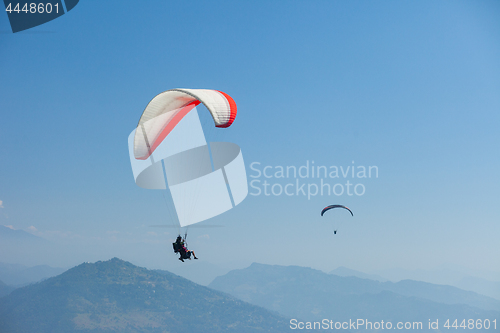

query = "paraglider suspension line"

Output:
[[140, 124, 155, 164]]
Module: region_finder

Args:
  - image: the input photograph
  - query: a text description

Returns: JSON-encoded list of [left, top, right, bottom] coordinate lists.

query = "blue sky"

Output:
[[0, 1, 499, 279]]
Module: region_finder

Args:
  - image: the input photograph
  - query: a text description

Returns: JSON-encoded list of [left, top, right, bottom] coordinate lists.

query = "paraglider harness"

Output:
[[173, 233, 192, 260]]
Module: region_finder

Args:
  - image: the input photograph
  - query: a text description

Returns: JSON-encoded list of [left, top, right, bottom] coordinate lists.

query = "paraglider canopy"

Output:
[[321, 205, 353, 217], [321, 205, 353, 235], [128, 88, 247, 228], [133, 88, 237, 160]]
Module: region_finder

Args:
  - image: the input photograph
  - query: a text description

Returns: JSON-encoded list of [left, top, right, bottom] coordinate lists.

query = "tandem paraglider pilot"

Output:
[[173, 236, 198, 262]]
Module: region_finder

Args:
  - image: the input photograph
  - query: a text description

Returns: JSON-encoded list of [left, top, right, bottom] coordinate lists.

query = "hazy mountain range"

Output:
[[330, 266, 388, 282], [0, 225, 58, 266], [0, 258, 288, 333], [330, 265, 500, 300], [0, 262, 67, 287], [0, 225, 45, 242], [1, 258, 498, 332], [209, 263, 500, 332]]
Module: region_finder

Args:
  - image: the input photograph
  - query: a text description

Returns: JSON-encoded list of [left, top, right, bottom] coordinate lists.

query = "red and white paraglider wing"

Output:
[[133, 89, 237, 160], [129, 88, 247, 227]]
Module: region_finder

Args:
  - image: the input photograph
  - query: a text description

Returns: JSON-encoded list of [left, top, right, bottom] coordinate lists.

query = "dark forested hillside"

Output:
[[0, 258, 288, 333]]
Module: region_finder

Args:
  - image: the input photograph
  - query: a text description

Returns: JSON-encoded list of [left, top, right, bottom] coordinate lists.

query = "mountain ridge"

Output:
[[0, 258, 289, 333], [209, 262, 500, 332]]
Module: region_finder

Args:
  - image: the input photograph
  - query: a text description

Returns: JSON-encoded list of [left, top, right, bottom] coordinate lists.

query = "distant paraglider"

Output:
[[321, 205, 353, 234], [321, 205, 353, 217]]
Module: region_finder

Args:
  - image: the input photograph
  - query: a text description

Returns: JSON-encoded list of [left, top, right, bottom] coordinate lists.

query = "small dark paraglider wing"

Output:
[[321, 205, 353, 216]]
